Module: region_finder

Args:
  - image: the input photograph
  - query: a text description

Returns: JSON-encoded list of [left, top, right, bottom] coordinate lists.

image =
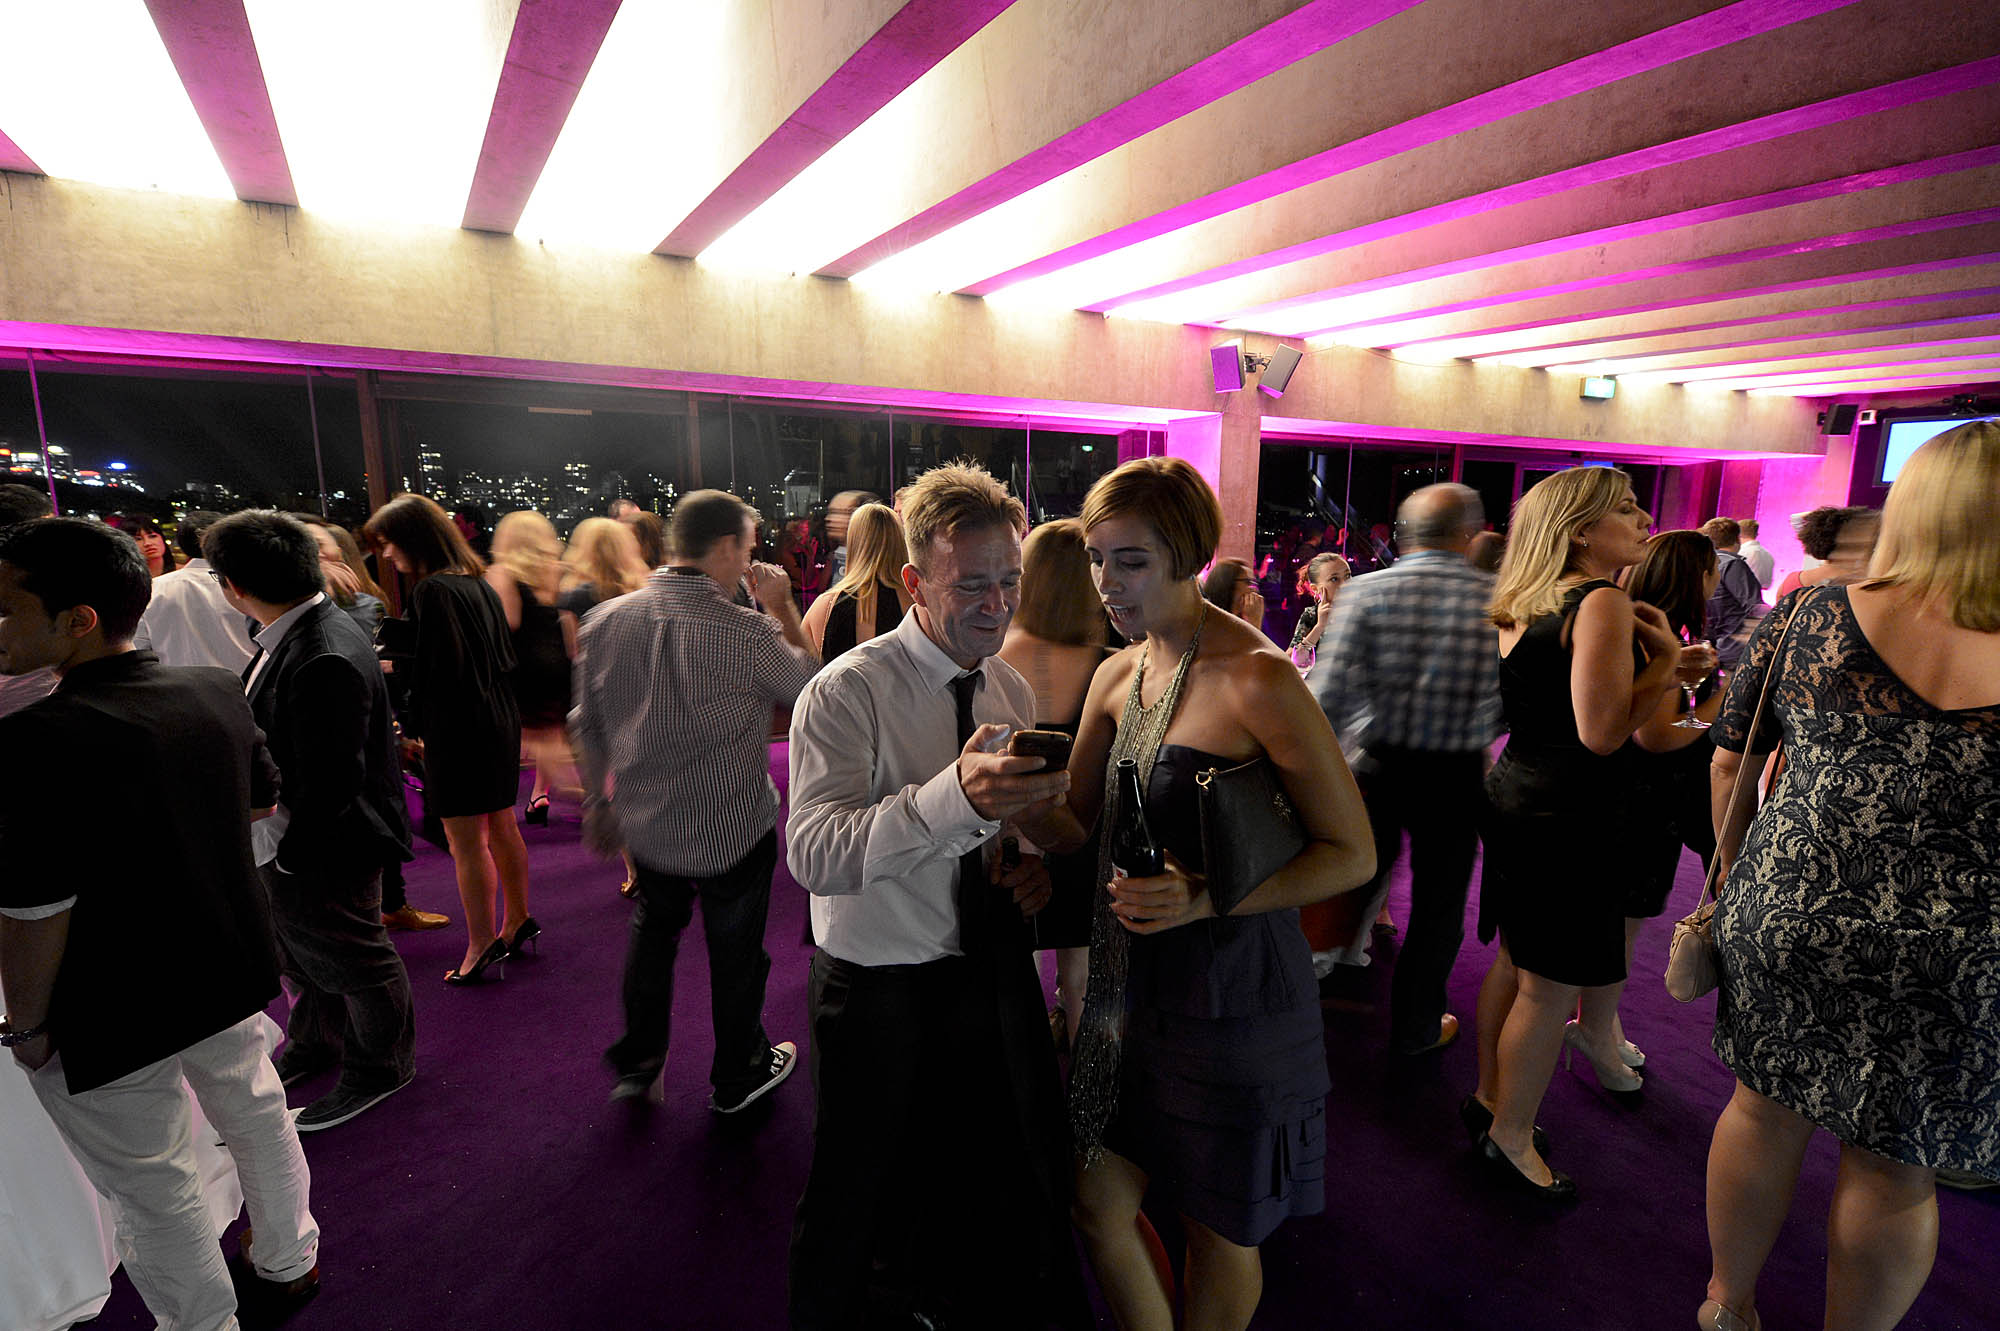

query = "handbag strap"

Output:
[[1700, 588, 1817, 903]]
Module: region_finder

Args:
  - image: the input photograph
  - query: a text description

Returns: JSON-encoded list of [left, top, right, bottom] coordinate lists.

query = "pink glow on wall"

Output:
[[659, 0, 1013, 256], [1382, 251, 2000, 351], [820, 0, 1423, 279], [967, 0, 1878, 301], [0, 318, 1202, 434], [1091, 56, 2000, 317], [1165, 415, 1225, 499], [1255, 416, 1813, 464], [1291, 207, 2000, 342], [0, 125, 36, 174]]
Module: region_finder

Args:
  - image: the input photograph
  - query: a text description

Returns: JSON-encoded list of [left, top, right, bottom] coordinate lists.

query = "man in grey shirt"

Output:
[[571, 489, 817, 1112]]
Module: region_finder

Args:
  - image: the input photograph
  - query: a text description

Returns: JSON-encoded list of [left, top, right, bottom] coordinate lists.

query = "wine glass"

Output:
[[1675, 636, 1716, 730]]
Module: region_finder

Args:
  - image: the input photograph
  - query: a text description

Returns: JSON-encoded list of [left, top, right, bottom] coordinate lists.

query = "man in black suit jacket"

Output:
[[205, 511, 417, 1133]]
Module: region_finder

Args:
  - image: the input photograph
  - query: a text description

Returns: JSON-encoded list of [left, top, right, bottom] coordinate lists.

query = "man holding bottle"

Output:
[[785, 463, 1086, 1330]]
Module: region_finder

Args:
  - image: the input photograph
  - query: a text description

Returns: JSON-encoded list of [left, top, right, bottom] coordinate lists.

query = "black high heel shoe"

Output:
[[1458, 1095, 1552, 1158], [505, 917, 541, 957], [1476, 1133, 1577, 1200], [444, 938, 508, 986], [523, 795, 550, 826]]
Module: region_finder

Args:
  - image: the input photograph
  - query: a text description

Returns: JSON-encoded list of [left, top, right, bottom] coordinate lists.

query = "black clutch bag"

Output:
[[1195, 757, 1307, 917], [375, 615, 417, 658]]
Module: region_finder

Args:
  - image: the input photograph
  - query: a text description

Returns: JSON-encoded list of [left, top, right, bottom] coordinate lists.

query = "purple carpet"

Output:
[[83, 747, 1996, 1329]]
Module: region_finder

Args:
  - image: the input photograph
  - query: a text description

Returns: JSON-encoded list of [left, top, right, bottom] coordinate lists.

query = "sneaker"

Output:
[[382, 905, 451, 931], [710, 1041, 797, 1114], [293, 1077, 411, 1133], [272, 1045, 335, 1090]]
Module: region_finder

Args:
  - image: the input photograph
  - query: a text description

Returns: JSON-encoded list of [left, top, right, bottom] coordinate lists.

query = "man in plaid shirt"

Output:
[[1307, 484, 1500, 1056], [572, 489, 818, 1111]]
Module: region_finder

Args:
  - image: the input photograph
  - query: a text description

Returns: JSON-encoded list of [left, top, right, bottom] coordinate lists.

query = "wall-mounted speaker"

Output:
[[1210, 341, 1246, 393], [1822, 403, 1859, 435], [1259, 345, 1302, 398]]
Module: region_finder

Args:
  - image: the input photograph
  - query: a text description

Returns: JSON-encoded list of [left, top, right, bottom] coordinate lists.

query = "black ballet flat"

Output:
[[444, 939, 508, 987], [1476, 1133, 1577, 1200], [1459, 1095, 1551, 1158], [505, 917, 541, 957]]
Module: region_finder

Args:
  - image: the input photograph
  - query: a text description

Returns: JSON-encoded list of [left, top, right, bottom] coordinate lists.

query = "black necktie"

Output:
[[953, 673, 989, 958]]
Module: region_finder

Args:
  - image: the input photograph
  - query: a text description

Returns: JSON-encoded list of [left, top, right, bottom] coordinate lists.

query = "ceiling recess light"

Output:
[[1581, 376, 1617, 400], [0, 1, 233, 198], [245, 0, 507, 227], [517, 2, 729, 251]]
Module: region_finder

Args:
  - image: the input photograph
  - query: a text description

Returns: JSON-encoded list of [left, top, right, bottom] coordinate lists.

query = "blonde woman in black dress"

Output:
[[366, 494, 531, 985], [1469, 468, 1682, 1198]]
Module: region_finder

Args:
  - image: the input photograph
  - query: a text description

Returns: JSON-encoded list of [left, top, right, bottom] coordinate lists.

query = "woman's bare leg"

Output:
[[1703, 1080, 1813, 1329], [1472, 944, 1519, 1108], [1486, 968, 1578, 1185], [442, 814, 499, 976], [1072, 1151, 1171, 1331], [1824, 1142, 1937, 1331], [1182, 1217, 1261, 1331], [486, 808, 532, 941]]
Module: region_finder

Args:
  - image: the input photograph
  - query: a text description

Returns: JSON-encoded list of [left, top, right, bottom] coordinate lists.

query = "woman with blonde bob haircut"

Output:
[[1468, 466, 1685, 1201], [801, 502, 912, 658], [1025, 456, 1374, 1331], [1697, 421, 2000, 1331], [486, 511, 574, 827]]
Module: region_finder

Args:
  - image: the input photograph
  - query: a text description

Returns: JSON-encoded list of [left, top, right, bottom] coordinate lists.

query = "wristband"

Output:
[[1, 1018, 49, 1047]]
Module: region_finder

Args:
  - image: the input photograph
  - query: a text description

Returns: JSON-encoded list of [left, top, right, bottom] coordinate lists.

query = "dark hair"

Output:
[[202, 510, 325, 605], [176, 510, 225, 559], [365, 493, 484, 578], [629, 511, 666, 568], [670, 490, 758, 561], [1624, 529, 1716, 640], [1200, 557, 1252, 612], [0, 483, 52, 525], [0, 517, 152, 641], [1795, 505, 1874, 560]]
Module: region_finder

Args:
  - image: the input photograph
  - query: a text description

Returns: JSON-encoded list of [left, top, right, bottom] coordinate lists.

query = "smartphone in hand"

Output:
[[1008, 728, 1074, 771]]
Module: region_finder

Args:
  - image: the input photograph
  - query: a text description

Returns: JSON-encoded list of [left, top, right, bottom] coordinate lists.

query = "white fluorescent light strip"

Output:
[[1747, 371, 2000, 396], [244, 0, 507, 227], [1695, 359, 2000, 392], [517, 2, 731, 251], [1619, 340, 2000, 385], [0, 1, 234, 198]]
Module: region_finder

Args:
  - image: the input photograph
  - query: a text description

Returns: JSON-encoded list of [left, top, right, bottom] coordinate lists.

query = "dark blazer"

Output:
[[248, 598, 413, 875], [0, 652, 283, 1093]]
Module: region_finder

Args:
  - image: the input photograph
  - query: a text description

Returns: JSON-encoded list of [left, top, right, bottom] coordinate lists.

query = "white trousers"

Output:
[[31, 1012, 320, 1331]]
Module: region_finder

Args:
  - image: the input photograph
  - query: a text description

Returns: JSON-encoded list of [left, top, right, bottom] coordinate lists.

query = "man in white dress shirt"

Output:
[[132, 510, 256, 671], [785, 464, 1086, 1330], [1737, 517, 1775, 590]]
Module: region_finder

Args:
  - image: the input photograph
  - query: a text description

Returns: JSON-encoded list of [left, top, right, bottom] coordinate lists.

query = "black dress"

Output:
[[1713, 588, 2000, 1178], [1623, 705, 1715, 919], [1104, 743, 1329, 1248], [406, 573, 521, 818], [820, 586, 902, 660], [507, 578, 572, 730], [1478, 580, 1642, 986]]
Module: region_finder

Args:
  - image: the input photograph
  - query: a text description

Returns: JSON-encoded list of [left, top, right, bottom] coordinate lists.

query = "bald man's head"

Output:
[[1396, 483, 1484, 553]]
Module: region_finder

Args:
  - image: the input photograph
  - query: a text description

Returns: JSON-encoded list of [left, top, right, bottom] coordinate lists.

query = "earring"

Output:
[[1579, 538, 1589, 548]]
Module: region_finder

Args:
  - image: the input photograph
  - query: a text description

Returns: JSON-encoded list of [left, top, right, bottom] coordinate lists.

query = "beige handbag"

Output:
[[1664, 590, 1815, 1003]]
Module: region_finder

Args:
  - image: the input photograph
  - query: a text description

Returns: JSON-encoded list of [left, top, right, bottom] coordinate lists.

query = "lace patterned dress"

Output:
[[1711, 588, 2000, 1177]]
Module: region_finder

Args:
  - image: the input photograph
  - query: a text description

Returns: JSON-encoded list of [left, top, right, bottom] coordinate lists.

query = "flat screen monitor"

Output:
[[1879, 416, 1996, 485]]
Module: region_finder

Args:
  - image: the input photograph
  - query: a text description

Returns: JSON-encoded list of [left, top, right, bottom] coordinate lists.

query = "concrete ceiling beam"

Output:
[[460, 0, 622, 234], [143, 0, 296, 205]]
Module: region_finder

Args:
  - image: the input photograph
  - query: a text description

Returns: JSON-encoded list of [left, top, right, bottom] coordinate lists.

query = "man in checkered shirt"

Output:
[[571, 489, 818, 1112], [1307, 483, 1500, 1057]]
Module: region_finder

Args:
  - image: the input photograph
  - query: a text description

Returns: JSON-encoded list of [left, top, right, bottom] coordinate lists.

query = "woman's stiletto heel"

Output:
[[1563, 1020, 1643, 1093], [1696, 1298, 1754, 1331], [505, 917, 541, 957], [1475, 1133, 1577, 1200], [444, 938, 508, 986], [523, 795, 550, 826], [1457, 1095, 1551, 1158]]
